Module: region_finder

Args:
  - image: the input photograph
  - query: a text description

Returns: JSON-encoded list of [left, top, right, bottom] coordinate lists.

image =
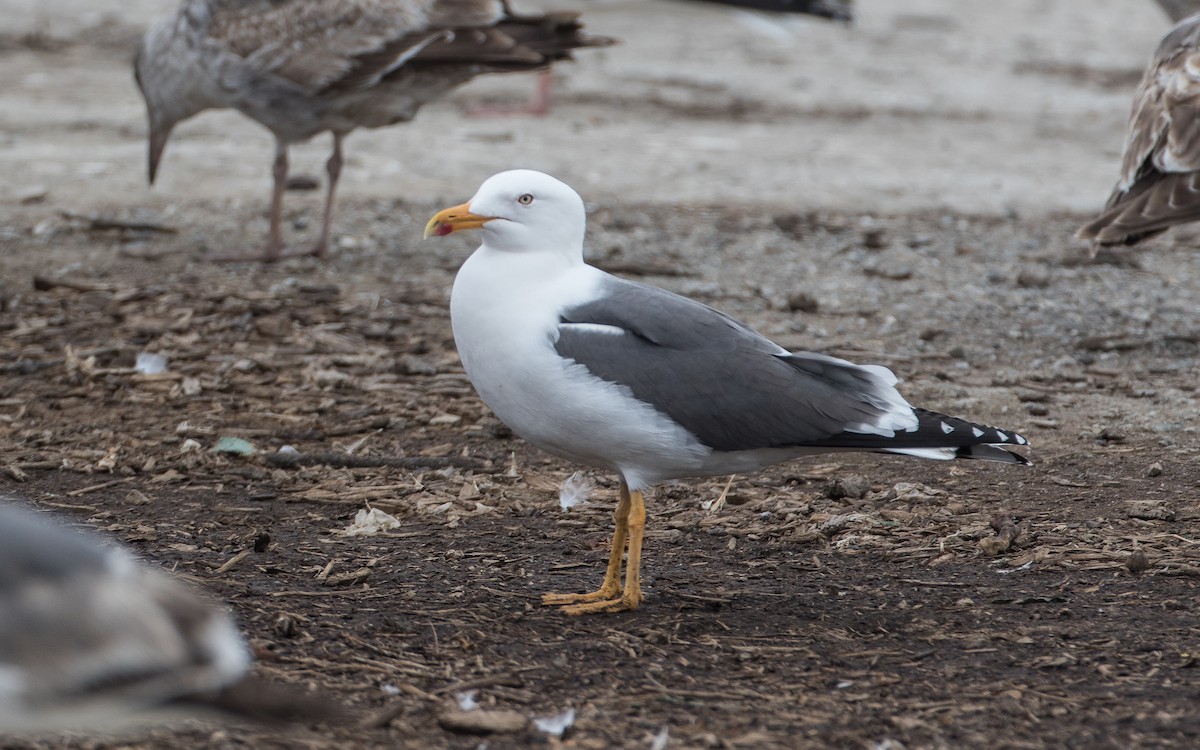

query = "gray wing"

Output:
[[1078, 13, 1200, 245], [554, 278, 911, 453]]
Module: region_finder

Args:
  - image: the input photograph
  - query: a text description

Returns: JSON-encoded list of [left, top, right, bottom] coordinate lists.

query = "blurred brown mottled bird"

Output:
[[134, 0, 614, 261], [1078, 11, 1200, 246]]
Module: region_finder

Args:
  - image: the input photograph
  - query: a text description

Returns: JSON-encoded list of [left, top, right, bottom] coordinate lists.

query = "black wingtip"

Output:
[[955, 443, 1032, 466]]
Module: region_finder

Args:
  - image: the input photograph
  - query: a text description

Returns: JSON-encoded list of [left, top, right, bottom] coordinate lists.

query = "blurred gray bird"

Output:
[[1155, 0, 1200, 23], [134, 0, 614, 261], [0, 502, 251, 733], [1077, 12, 1200, 247]]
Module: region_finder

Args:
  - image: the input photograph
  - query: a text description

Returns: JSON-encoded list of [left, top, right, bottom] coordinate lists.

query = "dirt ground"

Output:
[[3, 1, 1200, 749]]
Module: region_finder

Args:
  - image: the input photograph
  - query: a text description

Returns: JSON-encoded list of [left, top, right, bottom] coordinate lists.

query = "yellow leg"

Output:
[[542, 482, 630, 607], [547, 486, 647, 615]]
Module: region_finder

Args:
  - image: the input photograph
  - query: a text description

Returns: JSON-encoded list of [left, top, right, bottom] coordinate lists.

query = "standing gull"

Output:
[[135, 0, 613, 261], [426, 170, 1031, 615], [1077, 12, 1200, 247]]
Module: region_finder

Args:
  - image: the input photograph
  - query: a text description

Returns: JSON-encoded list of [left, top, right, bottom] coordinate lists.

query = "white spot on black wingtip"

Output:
[[971, 427, 984, 438], [1015, 434, 1028, 445], [940, 421, 953, 434], [995, 430, 1009, 442]]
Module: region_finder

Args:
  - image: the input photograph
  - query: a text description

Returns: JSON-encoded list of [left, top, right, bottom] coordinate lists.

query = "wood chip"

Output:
[[437, 709, 529, 735]]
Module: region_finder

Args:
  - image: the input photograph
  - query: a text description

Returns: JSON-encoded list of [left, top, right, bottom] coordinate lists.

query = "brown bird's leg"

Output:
[[208, 139, 289, 262], [307, 132, 343, 258], [264, 139, 288, 260], [466, 70, 555, 118], [544, 482, 646, 615]]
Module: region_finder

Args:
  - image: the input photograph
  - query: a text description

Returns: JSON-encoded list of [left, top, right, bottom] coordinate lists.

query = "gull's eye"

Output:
[[517, 193, 534, 206]]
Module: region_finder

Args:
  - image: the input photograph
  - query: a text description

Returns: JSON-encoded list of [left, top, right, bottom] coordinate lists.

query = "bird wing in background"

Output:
[[1078, 13, 1200, 245]]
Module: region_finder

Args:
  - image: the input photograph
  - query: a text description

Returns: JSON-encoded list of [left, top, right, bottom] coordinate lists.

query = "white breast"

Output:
[[450, 248, 709, 489]]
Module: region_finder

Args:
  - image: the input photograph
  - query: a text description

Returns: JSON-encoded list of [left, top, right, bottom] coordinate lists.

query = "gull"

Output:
[[425, 170, 1031, 615], [0, 501, 249, 732], [134, 0, 613, 261], [1077, 12, 1200, 247]]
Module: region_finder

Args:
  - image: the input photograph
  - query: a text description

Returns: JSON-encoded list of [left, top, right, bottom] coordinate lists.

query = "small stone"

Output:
[[274, 614, 299, 637], [254, 315, 292, 338], [18, 186, 48, 204], [1126, 501, 1174, 521], [819, 513, 867, 536], [398, 355, 438, 376], [864, 263, 912, 280], [1015, 389, 1050, 403], [1015, 268, 1051, 288], [862, 228, 888, 249], [476, 416, 512, 438], [438, 710, 528, 735], [1126, 549, 1150, 574], [772, 213, 809, 239], [1146, 461, 1163, 478], [285, 174, 320, 191], [786, 291, 819, 313], [824, 475, 870, 500]]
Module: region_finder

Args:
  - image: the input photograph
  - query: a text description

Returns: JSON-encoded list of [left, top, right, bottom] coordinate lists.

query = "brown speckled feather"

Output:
[[134, 0, 613, 260], [205, 0, 526, 92], [1078, 13, 1200, 245]]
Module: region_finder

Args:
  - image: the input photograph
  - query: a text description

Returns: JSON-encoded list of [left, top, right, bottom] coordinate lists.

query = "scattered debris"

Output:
[[1126, 501, 1175, 522], [58, 210, 178, 234], [979, 514, 1021, 556], [213, 436, 257, 455], [438, 709, 528, 735], [702, 474, 736, 512], [266, 451, 483, 470], [558, 471, 593, 510], [825, 475, 870, 500], [786, 291, 820, 313], [820, 513, 868, 537], [343, 506, 402, 536], [879, 482, 944, 503], [134, 352, 168, 375], [454, 689, 479, 711], [533, 707, 575, 737], [1126, 549, 1150, 574]]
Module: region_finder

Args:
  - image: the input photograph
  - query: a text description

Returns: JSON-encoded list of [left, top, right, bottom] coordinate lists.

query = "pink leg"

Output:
[[466, 70, 555, 118], [309, 133, 343, 258], [264, 139, 288, 261], [207, 139, 291, 263]]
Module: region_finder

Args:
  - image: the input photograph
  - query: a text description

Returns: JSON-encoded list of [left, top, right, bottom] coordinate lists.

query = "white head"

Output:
[[424, 170, 587, 258]]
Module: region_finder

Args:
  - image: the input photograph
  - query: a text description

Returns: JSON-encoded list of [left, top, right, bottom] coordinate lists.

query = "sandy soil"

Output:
[[3, 1, 1200, 749]]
